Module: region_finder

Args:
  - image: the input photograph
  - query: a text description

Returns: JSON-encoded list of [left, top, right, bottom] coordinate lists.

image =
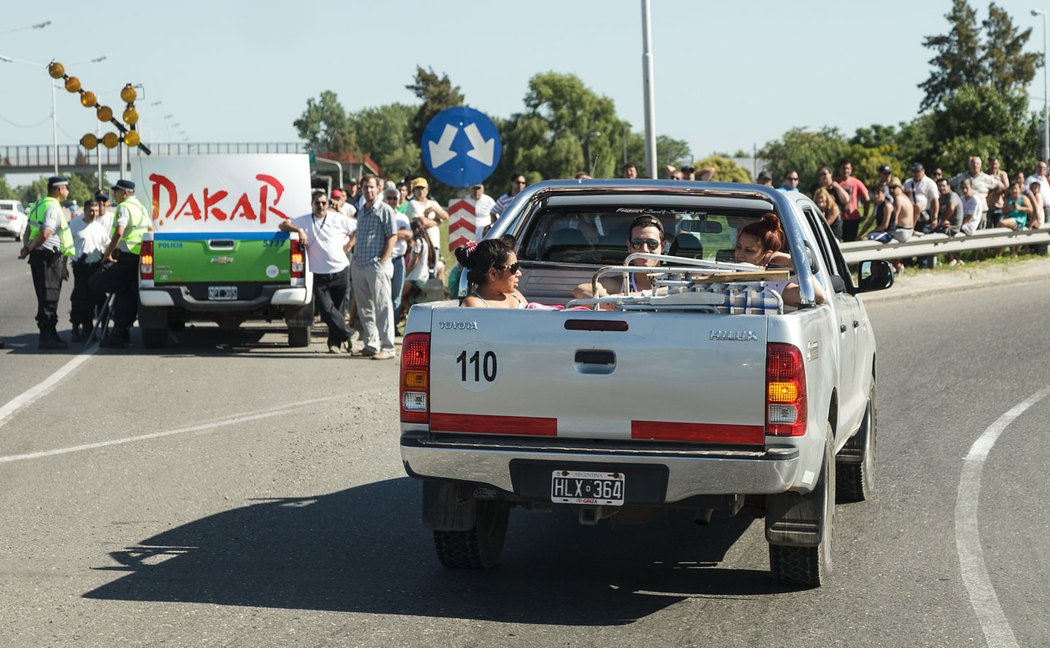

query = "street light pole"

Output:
[[1034, 9, 1048, 163], [640, 0, 657, 179]]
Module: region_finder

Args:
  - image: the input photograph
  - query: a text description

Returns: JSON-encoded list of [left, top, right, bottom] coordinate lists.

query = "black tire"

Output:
[[141, 327, 168, 349], [287, 326, 311, 348], [433, 500, 510, 569], [770, 432, 834, 587], [837, 382, 877, 502]]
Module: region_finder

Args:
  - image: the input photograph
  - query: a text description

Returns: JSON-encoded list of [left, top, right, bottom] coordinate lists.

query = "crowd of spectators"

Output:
[[768, 155, 1048, 251]]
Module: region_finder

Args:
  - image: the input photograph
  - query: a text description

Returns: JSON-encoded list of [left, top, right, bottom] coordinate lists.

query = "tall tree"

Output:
[[348, 103, 419, 183], [293, 91, 356, 154], [0, 175, 17, 201], [981, 3, 1039, 93], [919, 0, 982, 112], [657, 135, 691, 173], [406, 66, 465, 151], [758, 127, 850, 190]]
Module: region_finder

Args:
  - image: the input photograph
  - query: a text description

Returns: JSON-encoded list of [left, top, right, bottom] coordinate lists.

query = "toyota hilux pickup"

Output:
[[399, 180, 894, 587]]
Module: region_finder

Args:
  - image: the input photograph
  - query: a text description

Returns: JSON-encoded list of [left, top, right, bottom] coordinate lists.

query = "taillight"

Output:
[[400, 332, 430, 423], [139, 239, 154, 280], [290, 237, 305, 279], [766, 343, 807, 437]]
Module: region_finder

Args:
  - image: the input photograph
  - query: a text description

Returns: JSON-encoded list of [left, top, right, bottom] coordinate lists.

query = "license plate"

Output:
[[551, 470, 624, 506], [207, 286, 238, 300]]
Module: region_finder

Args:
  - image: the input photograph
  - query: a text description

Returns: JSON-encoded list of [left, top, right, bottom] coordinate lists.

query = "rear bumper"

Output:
[[139, 285, 309, 312], [400, 433, 801, 502]]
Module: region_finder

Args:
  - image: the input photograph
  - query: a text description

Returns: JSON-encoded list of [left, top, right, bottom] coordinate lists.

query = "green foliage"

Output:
[[928, 85, 1038, 175], [348, 103, 419, 183], [406, 66, 465, 155], [293, 91, 356, 153], [694, 155, 752, 183], [0, 175, 17, 200], [758, 127, 850, 190], [657, 135, 691, 173], [919, 0, 1037, 112]]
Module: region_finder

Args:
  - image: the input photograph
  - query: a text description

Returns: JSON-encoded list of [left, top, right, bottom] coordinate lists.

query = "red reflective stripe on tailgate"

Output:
[[631, 420, 764, 444], [430, 413, 558, 436]]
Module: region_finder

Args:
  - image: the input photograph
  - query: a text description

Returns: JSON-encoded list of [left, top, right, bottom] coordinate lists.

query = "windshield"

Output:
[[515, 205, 777, 266]]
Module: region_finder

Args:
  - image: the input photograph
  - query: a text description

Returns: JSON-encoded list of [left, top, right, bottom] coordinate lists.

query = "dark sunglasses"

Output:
[[787, 176, 799, 181], [630, 238, 661, 251], [313, 200, 328, 206], [494, 262, 521, 273], [384, 196, 398, 202]]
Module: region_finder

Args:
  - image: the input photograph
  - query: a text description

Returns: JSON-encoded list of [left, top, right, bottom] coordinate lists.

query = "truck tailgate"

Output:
[[153, 232, 291, 284], [428, 309, 769, 444]]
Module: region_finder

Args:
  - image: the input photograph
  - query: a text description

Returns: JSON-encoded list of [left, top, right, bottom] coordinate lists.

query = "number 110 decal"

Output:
[[454, 347, 499, 392]]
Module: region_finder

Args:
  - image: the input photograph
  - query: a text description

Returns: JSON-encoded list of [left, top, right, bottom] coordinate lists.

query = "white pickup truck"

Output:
[[399, 180, 894, 587]]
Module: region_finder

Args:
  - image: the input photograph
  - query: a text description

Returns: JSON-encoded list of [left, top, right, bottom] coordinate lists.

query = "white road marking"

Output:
[[0, 348, 98, 430], [0, 392, 365, 463], [955, 387, 1050, 648]]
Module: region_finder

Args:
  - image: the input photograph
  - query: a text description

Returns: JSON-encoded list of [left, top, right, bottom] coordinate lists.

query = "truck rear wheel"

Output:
[[837, 382, 876, 502], [769, 431, 834, 587], [433, 500, 510, 569]]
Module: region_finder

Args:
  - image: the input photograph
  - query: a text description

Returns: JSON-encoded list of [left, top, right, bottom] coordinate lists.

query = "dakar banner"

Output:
[[129, 154, 312, 232]]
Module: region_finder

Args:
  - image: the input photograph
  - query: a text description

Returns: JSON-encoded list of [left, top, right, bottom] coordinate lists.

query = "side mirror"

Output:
[[857, 260, 895, 292]]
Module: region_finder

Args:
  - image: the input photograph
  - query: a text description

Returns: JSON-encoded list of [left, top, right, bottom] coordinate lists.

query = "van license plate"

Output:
[[208, 286, 238, 300], [551, 470, 624, 506]]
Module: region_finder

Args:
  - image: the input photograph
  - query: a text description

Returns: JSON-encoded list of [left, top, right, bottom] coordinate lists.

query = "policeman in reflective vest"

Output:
[[18, 175, 75, 349], [91, 179, 152, 348]]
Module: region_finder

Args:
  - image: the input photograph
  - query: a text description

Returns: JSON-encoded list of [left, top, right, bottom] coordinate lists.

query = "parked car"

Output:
[[0, 199, 27, 239]]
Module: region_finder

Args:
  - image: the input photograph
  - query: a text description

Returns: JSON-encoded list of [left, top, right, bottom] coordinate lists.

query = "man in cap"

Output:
[[19, 175, 76, 349], [330, 188, 357, 219], [91, 179, 153, 348], [405, 177, 449, 280]]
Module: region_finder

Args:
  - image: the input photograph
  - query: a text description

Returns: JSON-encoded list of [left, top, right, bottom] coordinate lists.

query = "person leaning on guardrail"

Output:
[[934, 178, 962, 236], [1000, 183, 1035, 231]]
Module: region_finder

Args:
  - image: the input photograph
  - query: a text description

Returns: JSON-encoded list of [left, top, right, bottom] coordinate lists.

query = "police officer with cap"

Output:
[[91, 179, 152, 348], [18, 175, 76, 349]]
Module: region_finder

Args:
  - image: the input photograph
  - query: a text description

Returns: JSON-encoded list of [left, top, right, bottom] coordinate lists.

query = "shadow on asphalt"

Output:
[[84, 477, 783, 625]]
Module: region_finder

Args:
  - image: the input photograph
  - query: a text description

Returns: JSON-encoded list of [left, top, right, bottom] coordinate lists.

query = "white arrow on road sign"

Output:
[[428, 124, 458, 168], [464, 123, 495, 166]]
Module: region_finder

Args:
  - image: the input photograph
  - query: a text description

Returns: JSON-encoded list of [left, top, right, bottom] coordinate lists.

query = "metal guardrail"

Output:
[[840, 226, 1050, 264]]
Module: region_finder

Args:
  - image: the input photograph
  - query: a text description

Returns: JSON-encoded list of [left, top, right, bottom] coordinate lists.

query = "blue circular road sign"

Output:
[[420, 106, 502, 188]]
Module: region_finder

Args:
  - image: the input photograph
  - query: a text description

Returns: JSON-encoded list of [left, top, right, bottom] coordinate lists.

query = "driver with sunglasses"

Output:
[[573, 214, 665, 303]]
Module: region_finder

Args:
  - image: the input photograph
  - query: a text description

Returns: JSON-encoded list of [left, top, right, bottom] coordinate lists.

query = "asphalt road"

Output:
[[1, 240, 1048, 647]]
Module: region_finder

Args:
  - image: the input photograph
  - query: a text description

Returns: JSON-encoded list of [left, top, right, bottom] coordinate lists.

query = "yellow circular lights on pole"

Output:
[[122, 106, 139, 125], [102, 132, 119, 149], [120, 83, 137, 103], [124, 130, 141, 147], [47, 61, 65, 79], [64, 76, 81, 93], [80, 91, 97, 108], [80, 133, 98, 150], [97, 105, 113, 122]]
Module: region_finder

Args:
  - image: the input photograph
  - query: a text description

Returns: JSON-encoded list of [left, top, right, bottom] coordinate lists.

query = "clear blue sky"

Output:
[[1, 0, 1047, 177]]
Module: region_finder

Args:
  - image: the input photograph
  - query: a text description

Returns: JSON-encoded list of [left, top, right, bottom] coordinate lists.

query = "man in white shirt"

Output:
[[471, 183, 496, 240], [903, 163, 939, 233], [280, 190, 357, 353], [68, 200, 112, 341], [949, 156, 1004, 228]]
